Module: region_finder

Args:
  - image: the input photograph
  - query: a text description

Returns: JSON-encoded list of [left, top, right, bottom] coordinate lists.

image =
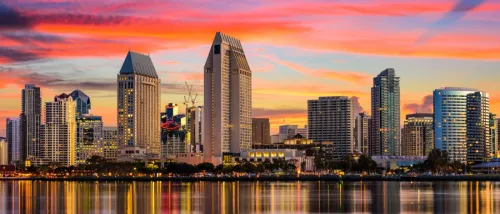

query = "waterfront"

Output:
[[1, 181, 500, 213]]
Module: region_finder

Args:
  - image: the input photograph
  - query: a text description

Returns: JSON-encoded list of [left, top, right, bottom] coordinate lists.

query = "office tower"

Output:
[[75, 115, 103, 164], [308, 96, 354, 160], [0, 138, 7, 165], [41, 94, 76, 166], [69, 90, 91, 115], [203, 32, 252, 163], [252, 118, 271, 145], [355, 113, 371, 155], [496, 119, 500, 158], [117, 51, 161, 159], [297, 125, 309, 139], [370, 68, 401, 156], [6, 118, 20, 164], [166, 103, 179, 120], [279, 125, 298, 140], [434, 87, 490, 163], [20, 84, 41, 163], [401, 113, 434, 157], [103, 127, 118, 160], [490, 114, 497, 158], [466, 92, 490, 164], [188, 106, 203, 152]]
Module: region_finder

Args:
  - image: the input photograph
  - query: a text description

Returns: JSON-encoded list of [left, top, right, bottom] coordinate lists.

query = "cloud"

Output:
[[409, 0, 486, 49], [0, 3, 33, 29], [403, 95, 433, 113], [352, 96, 364, 116], [0, 47, 42, 62], [332, 60, 346, 63], [260, 54, 370, 84]]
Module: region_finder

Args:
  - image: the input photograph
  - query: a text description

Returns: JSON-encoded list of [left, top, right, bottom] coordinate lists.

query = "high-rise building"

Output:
[[252, 118, 271, 145], [6, 118, 21, 164], [75, 115, 103, 164], [434, 87, 490, 163], [0, 138, 7, 165], [188, 106, 203, 153], [490, 114, 497, 158], [20, 84, 41, 163], [117, 51, 161, 159], [41, 94, 76, 166], [297, 125, 309, 139], [102, 127, 118, 160], [466, 92, 490, 164], [401, 113, 433, 157], [69, 90, 91, 115], [308, 96, 354, 160], [203, 32, 252, 163], [161, 105, 188, 158], [370, 69, 400, 156], [355, 113, 371, 155], [279, 125, 298, 140]]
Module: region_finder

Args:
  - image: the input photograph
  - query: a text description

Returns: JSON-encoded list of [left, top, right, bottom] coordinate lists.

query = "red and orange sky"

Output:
[[1, 0, 500, 135]]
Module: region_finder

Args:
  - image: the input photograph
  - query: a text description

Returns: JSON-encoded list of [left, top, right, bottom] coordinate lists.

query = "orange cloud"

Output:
[[260, 54, 370, 84]]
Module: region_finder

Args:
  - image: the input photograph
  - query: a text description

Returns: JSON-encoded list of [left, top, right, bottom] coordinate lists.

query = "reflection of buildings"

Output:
[[203, 32, 253, 164], [103, 127, 118, 160], [6, 118, 21, 164], [370, 69, 401, 156], [41, 94, 76, 166], [75, 115, 103, 164], [117, 51, 161, 159], [401, 113, 433, 157], [252, 118, 271, 145], [308, 96, 354, 160]]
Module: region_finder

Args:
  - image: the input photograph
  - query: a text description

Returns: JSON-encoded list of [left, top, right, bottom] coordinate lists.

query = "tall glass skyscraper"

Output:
[[69, 89, 91, 115], [433, 87, 490, 163], [21, 84, 41, 163], [466, 92, 490, 163], [203, 32, 252, 164], [370, 69, 400, 156]]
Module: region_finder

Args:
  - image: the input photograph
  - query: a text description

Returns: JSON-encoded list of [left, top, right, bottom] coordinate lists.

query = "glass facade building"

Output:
[[69, 90, 91, 115], [434, 87, 490, 163]]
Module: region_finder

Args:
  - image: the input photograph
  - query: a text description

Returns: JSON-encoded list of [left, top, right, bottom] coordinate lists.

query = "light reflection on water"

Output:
[[0, 181, 500, 213]]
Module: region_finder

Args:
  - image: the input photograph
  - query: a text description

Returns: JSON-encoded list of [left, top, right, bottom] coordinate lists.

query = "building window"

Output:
[[214, 45, 221, 54]]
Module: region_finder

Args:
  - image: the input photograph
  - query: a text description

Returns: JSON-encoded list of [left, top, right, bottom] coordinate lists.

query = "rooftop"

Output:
[[119, 51, 158, 78]]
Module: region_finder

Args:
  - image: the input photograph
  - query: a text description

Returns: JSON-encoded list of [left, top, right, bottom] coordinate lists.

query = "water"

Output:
[[0, 181, 500, 213]]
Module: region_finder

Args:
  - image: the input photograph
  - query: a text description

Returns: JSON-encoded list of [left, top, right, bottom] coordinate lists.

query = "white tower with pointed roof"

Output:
[[117, 51, 161, 159], [203, 32, 252, 163]]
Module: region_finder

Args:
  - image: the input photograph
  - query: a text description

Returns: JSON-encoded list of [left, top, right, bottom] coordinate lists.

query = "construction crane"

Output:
[[184, 81, 198, 107]]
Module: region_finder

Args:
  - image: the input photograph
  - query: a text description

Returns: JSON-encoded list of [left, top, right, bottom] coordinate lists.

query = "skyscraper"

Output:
[[355, 113, 371, 155], [434, 87, 489, 163], [161, 105, 188, 158], [0, 138, 7, 165], [308, 96, 354, 160], [466, 92, 490, 164], [188, 106, 203, 152], [69, 89, 91, 115], [252, 118, 271, 145], [401, 113, 433, 157], [41, 94, 76, 166], [489, 113, 497, 158], [279, 125, 298, 140], [75, 115, 103, 164], [6, 118, 21, 164], [117, 51, 161, 159], [20, 84, 41, 163], [203, 32, 252, 163], [370, 69, 400, 156]]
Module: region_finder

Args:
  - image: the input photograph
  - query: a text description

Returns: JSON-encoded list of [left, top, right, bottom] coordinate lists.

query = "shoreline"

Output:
[[3, 175, 500, 182]]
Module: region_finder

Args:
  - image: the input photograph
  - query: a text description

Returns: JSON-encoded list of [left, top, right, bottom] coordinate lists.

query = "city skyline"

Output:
[[2, 0, 500, 136]]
